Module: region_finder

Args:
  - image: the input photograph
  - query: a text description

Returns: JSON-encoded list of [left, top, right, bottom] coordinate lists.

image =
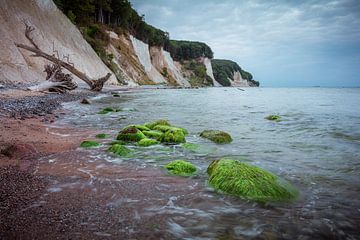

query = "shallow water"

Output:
[[55, 87, 360, 239]]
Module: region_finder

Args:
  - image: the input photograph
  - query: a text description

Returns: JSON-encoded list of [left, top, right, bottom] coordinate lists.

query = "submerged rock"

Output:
[[116, 126, 146, 142], [181, 142, 200, 152], [108, 144, 131, 156], [80, 140, 101, 148], [165, 160, 197, 177], [137, 138, 159, 147], [80, 98, 91, 104], [265, 115, 281, 121], [98, 107, 121, 114], [95, 133, 111, 139], [207, 159, 298, 202], [200, 130, 232, 144]]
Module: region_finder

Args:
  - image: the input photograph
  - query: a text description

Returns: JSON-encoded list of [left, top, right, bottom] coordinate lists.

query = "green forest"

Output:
[[166, 40, 214, 61], [212, 59, 259, 86], [54, 0, 169, 47]]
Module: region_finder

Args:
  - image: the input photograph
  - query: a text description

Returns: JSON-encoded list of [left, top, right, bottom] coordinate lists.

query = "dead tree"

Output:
[[15, 21, 111, 92], [28, 64, 77, 93]]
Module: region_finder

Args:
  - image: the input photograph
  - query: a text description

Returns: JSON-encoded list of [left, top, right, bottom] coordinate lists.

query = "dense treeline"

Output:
[[54, 0, 169, 47], [166, 40, 213, 61], [211, 59, 259, 86]]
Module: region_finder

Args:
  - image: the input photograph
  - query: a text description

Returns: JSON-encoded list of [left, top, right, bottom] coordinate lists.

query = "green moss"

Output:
[[207, 159, 298, 202], [181, 142, 200, 152], [112, 93, 120, 97], [164, 160, 197, 177], [98, 107, 121, 114], [142, 130, 164, 140], [137, 138, 159, 147], [80, 140, 101, 148], [159, 128, 186, 144], [153, 125, 188, 135], [144, 119, 171, 129], [108, 144, 131, 156], [116, 126, 146, 142], [200, 130, 232, 144], [95, 133, 111, 139], [131, 125, 151, 132], [265, 115, 281, 121]]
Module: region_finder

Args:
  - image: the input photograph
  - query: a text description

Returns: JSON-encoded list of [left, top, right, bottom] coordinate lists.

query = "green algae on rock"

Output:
[[200, 130, 232, 144], [131, 125, 151, 132], [144, 119, 171, 129], [142, 130, 164, 140], [137, 138, 159, 147], [165, 160, 197, 177], [159, 128, 186, 144], [153, 125, 188, 135], [108, 144, 131, 156], [207, 159, 298, 202], [265, 115, 281, 121], [80, 140, 101, 148], [116, 126, 146, 142], [95, 133, 111, 139]]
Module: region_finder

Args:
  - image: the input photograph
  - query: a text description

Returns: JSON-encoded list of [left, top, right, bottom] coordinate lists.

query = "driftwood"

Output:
[[15, 21, 111, 92], [28, 64, 77, 93]]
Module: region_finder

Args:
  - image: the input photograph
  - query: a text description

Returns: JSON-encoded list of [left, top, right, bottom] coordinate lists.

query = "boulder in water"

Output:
[[165, 160, 197, 177], [137, 138, 159, 147], [108, 144, 131, 156], [200, 130, 232, 144], [207, 159, 298, 202], [80, 140, 101, 148], [116, 126, 146, 142], [265, 115, 281, 121]]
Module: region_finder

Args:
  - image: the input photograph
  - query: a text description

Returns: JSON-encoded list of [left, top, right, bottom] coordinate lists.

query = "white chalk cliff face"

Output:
[[229, 71, 250, 87], [201, 57, 221, 87], [150, 46, 191, 87], [129, 35, 166, 84], [0, 0, 117, 85]]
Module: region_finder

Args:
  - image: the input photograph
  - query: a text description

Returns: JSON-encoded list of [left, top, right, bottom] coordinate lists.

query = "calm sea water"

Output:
[[58, 87, 360, 239]]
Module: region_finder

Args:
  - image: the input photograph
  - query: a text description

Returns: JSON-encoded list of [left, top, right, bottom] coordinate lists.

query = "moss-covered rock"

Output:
[[207, 159, 298, 202], [159, 128, 186, 144], [144, 119, 171, 129], [98, 107, 121, 114], [116, 126, 146, 142], [137, 138, 159, 147], [95, 133, 111, 139], [131, 125, 151, 132], [108, 144, 131, 156], [265, 115, 281, 121], [165, 160, 197, 177], [153, 125, 188, 135], [142, 130, 164, 140], [80, 140, 101, 148], [200, 130, 232, 144]]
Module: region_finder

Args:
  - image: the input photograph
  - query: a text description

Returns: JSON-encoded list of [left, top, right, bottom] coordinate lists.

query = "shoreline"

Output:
[[0, 86, 199, 239]]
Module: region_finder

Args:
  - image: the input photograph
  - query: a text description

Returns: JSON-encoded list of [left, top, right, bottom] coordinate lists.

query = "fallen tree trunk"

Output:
[[15, 22, 112, 92], [27, 64, 77, 93]]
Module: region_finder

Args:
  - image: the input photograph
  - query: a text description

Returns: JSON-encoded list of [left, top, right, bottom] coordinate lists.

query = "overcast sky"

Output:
[[131, 0, 360, 87]]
